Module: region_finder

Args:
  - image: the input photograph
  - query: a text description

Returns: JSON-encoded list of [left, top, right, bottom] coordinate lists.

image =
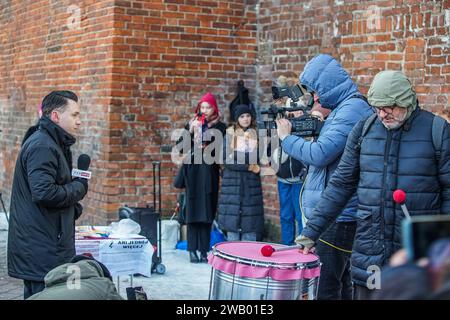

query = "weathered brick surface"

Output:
[[0, 0, 119, 225], [0, 228, 22, 300], [0, 0, 448, 229], [0, 0, 258, 225]]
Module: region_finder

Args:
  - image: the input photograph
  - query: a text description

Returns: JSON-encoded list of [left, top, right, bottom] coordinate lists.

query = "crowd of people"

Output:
[[4, 53, 449, 300], [174, 54, 450, 300]]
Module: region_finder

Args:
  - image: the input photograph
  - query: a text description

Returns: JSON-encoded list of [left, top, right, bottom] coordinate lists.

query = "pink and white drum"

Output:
[[208, 241, 321, 300]]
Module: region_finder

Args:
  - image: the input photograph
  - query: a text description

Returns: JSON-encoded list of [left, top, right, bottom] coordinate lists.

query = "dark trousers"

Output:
[[187, 222, 211, 253], [315, 221, 356, 300], [24, 280, 45, 299], [353, 284, 373, 300]]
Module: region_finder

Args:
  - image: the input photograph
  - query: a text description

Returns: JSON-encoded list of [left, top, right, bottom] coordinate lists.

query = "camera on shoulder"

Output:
[[261, 84, 323, 138]]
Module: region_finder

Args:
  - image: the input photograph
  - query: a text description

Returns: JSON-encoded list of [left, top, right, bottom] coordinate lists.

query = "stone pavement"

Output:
[[0, 214, 211, 300], [0, 214, 23, 300]]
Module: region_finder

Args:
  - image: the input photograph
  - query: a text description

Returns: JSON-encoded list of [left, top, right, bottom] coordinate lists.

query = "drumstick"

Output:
[[260, 244, 304, 257]]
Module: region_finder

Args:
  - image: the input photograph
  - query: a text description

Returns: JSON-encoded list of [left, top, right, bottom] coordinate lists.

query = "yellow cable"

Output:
[[299, 175, 353, 254], [318, 238, 352, 254]]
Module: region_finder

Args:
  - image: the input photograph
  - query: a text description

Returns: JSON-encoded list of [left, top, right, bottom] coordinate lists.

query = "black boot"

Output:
[[189, 251, 199, 263], [200, 251, 208, 263]]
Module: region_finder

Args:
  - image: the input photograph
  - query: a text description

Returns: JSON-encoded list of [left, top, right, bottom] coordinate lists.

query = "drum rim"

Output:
[[211, 242, 321, 270]]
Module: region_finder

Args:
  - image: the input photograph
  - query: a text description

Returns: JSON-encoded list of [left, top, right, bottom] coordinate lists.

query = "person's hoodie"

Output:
[[27, 260, 123, 300]]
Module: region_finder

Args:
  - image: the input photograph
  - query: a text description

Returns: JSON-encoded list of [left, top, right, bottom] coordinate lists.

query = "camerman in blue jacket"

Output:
[[276, 54, 373, 299]]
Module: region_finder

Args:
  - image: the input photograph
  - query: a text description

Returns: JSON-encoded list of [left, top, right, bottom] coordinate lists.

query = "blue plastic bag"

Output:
[[210, 226, 226, 249], [176, 240, 187, 250]]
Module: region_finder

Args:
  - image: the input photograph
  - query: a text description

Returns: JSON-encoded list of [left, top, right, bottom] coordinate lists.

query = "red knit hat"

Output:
[[195, 92, 219, 115]]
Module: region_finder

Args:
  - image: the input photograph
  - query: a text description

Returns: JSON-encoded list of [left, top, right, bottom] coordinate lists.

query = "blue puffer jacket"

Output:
[[282, 54, 373, 222], [302, 108, 450, 286]]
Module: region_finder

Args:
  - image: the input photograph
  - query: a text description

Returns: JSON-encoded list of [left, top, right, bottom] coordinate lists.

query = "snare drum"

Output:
[[208, 241, 321, 300]]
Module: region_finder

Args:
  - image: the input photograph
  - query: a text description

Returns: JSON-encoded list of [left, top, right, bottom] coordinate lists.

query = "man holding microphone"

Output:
[[7, 91, 89, 299]]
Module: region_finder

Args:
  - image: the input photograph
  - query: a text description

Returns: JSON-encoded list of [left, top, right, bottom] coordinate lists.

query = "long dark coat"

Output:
[[177, 121, 227, 224], [217, 127, 265, 234], [8, 117, 87, 281]]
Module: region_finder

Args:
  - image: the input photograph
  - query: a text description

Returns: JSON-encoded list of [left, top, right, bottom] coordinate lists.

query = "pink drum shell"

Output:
[[208, 241, 321, 281]]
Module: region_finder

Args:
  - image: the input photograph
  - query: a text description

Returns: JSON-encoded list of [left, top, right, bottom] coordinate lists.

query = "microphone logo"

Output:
[[72, 154, 92, 179], [72, 169, 91, 179]]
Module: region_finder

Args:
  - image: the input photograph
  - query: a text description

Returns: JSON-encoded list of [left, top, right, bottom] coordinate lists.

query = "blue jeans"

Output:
[[277, 181, 303, 245]]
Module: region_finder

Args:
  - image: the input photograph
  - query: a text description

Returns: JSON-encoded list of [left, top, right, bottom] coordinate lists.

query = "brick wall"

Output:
[[0, 0, 258, 225], [105, 0, 258, 222], [0, 0, 117, 225], [0, 0, 448, 231]]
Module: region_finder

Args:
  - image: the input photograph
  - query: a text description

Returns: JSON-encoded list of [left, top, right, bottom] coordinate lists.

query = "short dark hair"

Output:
[[41, 90, 78, 118]]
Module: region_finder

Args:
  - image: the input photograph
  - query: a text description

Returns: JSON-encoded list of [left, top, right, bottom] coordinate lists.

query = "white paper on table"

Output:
[[75, 240, 101, 260], [98, 238, 154, 277]]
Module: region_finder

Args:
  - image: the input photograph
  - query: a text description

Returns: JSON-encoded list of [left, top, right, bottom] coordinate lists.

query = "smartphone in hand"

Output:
[[402, 215, 450, 262]]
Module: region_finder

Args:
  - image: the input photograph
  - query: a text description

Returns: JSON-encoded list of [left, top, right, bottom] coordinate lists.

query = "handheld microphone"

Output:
[[393, 189, 411, 219], [72, 154, 92, 179], [197, 111, 206, 124]]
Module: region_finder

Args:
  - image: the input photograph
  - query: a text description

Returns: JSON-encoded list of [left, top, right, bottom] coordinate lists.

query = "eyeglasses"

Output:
[[373, 106, 395, 114]]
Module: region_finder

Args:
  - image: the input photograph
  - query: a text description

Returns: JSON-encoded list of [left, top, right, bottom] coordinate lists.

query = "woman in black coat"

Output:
[[217, 104, 264, 241], [175, 92, 226, 263]]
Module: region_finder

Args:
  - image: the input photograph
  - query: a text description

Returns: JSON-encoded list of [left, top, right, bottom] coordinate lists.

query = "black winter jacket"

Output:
[[217, 128, 264, 235], [8, 117, 87, 281], [302, 108, 450, 286]]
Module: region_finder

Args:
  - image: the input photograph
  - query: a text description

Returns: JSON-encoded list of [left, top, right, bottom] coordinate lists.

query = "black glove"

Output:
[[74, 177, 88, 193], [74, 202, 83, 220]]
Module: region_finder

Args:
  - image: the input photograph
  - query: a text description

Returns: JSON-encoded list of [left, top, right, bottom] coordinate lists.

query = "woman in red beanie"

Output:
[[175, 92, 226, 263]]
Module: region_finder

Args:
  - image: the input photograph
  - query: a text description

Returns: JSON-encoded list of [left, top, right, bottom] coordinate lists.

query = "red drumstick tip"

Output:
[[261, 245, 275, 257], [393, 189, 406, 204]]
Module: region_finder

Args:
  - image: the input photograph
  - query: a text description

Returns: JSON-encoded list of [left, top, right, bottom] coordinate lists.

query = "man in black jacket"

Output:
[[8, 91, 88, 299]]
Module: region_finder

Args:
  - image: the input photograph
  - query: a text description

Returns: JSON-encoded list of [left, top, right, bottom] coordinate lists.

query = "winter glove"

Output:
[[74, 177, 88, 193], [295, 235, 316, 254], [74, 202, 83, 220]]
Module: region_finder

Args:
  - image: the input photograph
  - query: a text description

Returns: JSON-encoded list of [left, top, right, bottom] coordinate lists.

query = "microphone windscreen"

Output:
[[393, 189, 406, 204], [77, 154, 91, 171]]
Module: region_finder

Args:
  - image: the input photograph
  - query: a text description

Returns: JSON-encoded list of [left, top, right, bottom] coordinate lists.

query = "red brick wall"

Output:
[[0, 0, 258, 225], [0, 0, 118, 225], [1, 0, 448, 231], [106, 0, 258, 222]]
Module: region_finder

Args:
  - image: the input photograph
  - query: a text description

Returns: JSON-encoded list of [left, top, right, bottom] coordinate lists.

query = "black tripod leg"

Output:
[[157, 162, 162, 262], [152, 161, 162, 263]]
